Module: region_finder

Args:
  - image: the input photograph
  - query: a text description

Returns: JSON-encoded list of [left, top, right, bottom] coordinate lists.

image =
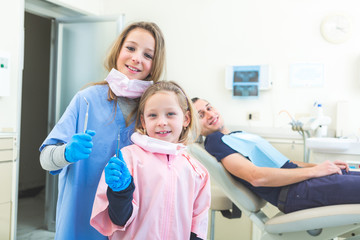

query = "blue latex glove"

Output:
[[105, 152, 132, 192], [65, 130, 96, 163]]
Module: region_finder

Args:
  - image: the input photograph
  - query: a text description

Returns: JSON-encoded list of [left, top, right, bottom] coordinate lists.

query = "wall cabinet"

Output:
[[0, 135, 16, 240]]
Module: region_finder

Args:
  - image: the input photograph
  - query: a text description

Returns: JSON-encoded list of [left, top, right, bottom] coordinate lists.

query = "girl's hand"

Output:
[[105, 153, 132, 192]]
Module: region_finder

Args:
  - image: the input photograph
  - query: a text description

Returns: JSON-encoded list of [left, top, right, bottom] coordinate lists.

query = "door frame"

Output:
[[23, 0, 124, 233], [46, 14, 124, 232], [23, 1, 84, 234]]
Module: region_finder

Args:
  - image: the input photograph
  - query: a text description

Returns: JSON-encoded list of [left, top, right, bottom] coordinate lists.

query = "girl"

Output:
[[91, 81, 211, 240], [39, 22, 166, 240]]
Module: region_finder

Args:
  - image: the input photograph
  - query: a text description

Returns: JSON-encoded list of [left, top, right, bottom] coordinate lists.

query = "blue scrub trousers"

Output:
[[283, 170, 360, 213]]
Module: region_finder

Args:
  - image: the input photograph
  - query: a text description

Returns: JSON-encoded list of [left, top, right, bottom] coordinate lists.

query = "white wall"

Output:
[[103, 0, 360, 136], [0, 0, 23, 132], [3, 0, 360, 135]]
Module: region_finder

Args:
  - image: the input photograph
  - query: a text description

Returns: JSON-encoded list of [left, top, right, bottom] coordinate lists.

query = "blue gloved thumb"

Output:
[[105, 154, 132, 192], [65, 130, 96, 163], [85, 129, 96, 137]]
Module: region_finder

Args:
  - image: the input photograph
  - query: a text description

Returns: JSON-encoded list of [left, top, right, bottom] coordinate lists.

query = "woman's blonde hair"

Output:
[[93, 21, 166, 125], [135, 81, 200, 144]]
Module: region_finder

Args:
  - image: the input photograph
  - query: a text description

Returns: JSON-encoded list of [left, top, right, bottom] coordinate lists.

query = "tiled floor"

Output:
[[17, 190, 55, 240]]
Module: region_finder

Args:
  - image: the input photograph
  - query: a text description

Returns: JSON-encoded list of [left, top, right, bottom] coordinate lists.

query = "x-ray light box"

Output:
[[225, 65, 272, 94]]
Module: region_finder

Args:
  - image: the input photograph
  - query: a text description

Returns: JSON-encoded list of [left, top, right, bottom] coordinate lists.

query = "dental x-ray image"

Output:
[[233, 85, 259, 97], [232, 66, 260, 98], [234, 71, 259, 83]]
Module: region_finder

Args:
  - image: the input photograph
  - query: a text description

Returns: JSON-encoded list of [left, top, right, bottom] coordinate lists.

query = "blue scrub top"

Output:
[[40, 85, 134, 240]]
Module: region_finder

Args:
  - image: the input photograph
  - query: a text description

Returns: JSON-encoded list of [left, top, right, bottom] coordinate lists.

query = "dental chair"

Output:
[[209, 183, 242, 240], [188, 143, 360, 240]]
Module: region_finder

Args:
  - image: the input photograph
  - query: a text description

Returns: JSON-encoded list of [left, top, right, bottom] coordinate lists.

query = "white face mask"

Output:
[[105, 68, 153, 99]]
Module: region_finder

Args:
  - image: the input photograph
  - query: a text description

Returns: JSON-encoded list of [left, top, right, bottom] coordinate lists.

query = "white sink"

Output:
[[306, 137, 360, 154]]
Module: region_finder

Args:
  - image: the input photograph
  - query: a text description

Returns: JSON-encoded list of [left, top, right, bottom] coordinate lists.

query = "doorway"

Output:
[[17, 12, 53, 238], [19, 1, 123, 238]]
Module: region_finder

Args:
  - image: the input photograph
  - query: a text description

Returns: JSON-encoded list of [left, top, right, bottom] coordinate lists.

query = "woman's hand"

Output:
[[65, 130, 96, 163]]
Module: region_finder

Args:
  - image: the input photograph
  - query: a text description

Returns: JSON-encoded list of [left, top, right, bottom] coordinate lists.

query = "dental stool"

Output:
[[189, 143, 360, 240], [209, 183, 241, 240]]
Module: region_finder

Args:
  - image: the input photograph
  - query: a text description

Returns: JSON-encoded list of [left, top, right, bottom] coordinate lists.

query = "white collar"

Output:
[[131, 132, 186, 155]]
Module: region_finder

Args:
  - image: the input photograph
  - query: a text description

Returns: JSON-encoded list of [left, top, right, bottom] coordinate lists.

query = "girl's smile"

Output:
[[116, 28, 155, 80], [141, 91, 190, 143]]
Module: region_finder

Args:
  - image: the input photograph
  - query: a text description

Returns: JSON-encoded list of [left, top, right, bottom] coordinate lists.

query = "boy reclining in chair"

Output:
[[192, 97, 360, 213]]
